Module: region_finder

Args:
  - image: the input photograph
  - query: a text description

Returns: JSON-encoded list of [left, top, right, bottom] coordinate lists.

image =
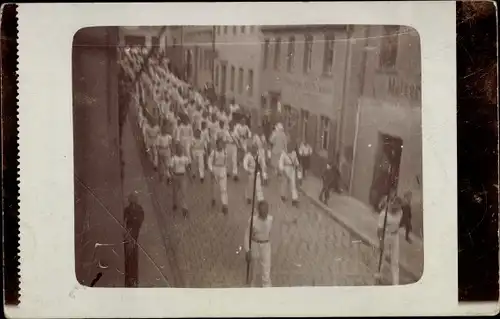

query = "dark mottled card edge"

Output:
[[1, 3, 21, 306], [457, 1, 499, 302]]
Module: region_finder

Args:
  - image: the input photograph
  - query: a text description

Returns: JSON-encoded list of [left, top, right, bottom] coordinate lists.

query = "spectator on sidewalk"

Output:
[[124, 192, 145, 287], [377, 196, 404, 285], [318, 161, 342, 205], [244, 200, 273, 288], [400, 191, 413, 243], [298, 140, 313, 180]]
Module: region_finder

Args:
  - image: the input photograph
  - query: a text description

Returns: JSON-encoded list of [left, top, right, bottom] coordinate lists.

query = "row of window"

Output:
[[262, 34, 336, 76], [214, 64, 255, 97], [262, 101, 332, 153], [216, 25, 256, 36]]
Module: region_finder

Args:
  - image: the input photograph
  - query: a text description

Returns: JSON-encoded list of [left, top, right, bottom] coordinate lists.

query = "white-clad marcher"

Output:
[[190, 129, 206, 182], [252, 132, 268, 183], [269, 123, 288, 175], [244, 200, 273, 288], [278, 142, 300, 206], [176, 117, 193, 160], [243, 143, 265, 204], [223, 123, 240, 181], [377, 196, 403, 285], [157, 124, 173, 182], [143, 117, 161, 169], [208, 138, 229, 215], [234, 117, 251, 153]]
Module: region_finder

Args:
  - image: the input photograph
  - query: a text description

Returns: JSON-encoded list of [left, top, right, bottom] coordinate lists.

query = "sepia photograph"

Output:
[[73, 24, 423, 288]]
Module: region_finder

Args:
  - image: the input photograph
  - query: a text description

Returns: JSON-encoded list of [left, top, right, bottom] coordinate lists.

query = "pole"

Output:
[[211, 25, 216, 84], [335, 25, 353, 167], [375, 164, 392, 284], [245, 155, 260, 285]]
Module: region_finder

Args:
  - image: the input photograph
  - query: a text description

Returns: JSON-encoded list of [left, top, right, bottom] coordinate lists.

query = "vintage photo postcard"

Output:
[[8, 1, 498, 317]]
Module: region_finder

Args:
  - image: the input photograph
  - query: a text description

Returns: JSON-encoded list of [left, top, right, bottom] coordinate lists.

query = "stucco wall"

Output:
[[351, 97, 423, 236]]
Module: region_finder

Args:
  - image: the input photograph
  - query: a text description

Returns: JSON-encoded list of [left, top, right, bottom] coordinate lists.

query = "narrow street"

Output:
[[124, 107, 385, 287]]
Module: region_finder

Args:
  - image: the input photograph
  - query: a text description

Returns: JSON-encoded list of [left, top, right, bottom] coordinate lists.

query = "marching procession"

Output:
[[118, 46, 313, 287], [118, 46, 308, 219]]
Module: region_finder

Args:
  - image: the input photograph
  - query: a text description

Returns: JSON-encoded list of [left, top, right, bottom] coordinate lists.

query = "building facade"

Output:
[[118, 26, 169, 50], [180, 26, 215, 91], [347, 25, 423, 236], [259, 25, 353, 175], [213, 25, 262, 121]]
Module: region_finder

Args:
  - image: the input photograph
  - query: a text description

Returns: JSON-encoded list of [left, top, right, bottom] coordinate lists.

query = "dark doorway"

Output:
[[369, 132, 403, 209]]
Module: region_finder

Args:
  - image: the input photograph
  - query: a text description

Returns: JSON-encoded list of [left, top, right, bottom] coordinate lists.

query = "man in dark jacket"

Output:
[[124, 192, 145, 287], [318, 161, 343, 205]]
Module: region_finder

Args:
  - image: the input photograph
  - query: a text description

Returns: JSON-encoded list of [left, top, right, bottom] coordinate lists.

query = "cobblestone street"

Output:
[[125, 111, 384, 287]]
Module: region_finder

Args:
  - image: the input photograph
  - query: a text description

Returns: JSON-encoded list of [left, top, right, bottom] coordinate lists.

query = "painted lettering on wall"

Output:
[[281, 75, 333, 95]]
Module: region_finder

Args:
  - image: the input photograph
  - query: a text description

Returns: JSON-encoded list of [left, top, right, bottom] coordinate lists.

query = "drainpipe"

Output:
[[336, 25, 354, 169], [349, 26, 370, 195], [212, 26, 216, 84]]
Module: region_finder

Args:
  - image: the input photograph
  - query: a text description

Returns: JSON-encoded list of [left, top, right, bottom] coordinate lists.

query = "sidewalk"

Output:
[[299, 175, 424, 282], [121, 113, 180, 287]]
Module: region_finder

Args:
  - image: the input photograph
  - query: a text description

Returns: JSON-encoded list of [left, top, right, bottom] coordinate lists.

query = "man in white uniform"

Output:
[[170, 142, 191, 218], [243, 143, 265, 204], [251, 132, 268, 185], [223, 122, 239, 181], [269, 123, 288, 175], [176, 116, 193, 160], [208, 138, 229, 215], [234, 117, 251, 154], [190, 129, 206, 183], [377, 196, 403, 285], [144, 117, 160, 170], [244, 200, 273, 287], [157, 124, 173, 182], [278, 142, 300, 207]]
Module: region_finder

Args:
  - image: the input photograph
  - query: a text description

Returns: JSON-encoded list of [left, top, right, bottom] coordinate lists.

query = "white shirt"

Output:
[[170, 155, 190, 174], [191, 138, 205, 153], [157, 134, 172, 151], [177, 124, 193, 141], [234, 123, 251, 139], [279, 150, 299, 171], [299, 143, 312, 156], [244, 215, 273, 252], [243, 152, 260, 174], [208, 149, 227, 170], [378, 209, 403, 235]]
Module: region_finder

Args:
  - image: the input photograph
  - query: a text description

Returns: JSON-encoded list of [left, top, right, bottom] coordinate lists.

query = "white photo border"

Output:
[[11, 1, 498, 317]]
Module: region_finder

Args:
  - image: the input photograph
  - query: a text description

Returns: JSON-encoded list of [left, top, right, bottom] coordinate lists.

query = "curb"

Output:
[[298, 187, 420, 283]]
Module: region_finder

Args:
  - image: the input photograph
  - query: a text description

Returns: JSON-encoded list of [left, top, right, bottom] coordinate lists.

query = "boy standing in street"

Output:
[[377, 196, 404, 285], [244, 200, 273, 288]]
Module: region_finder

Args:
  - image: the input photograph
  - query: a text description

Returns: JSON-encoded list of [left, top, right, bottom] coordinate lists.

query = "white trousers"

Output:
[[382, 233, 400, 285], [245, 172, 264, 202], [212, 167, 228, 206], [180, 138, 192, 159], [281, 166, 298, 200], [192, 150, 205, 179], [146, 139, 158, 167], [226, 144, 238, 176], [250, 242, 272, 287], [258, 149, 268, 180]]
